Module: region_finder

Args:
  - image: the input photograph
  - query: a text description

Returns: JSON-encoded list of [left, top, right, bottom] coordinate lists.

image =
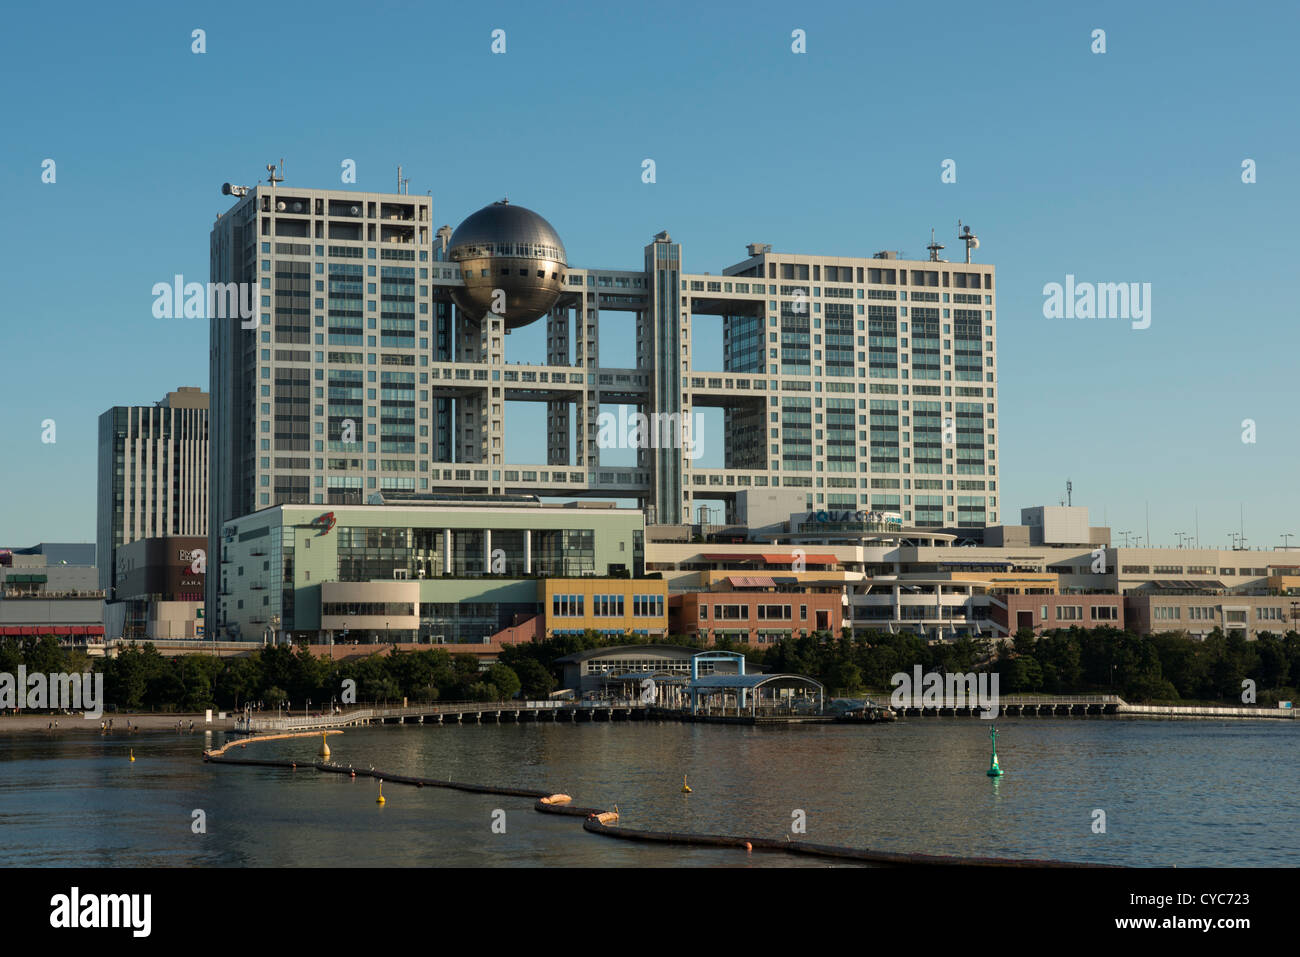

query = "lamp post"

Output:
[[1283, 533, 1295, 551]]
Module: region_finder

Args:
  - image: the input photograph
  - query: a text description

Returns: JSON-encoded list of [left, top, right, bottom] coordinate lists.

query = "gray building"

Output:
[[0, 544, 104, 641], [207, 183, 1000, 625], [97, 388, 209, 598]]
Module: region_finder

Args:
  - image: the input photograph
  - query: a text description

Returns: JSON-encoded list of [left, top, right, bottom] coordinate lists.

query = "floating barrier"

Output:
[[203, 734, 1113, 867]]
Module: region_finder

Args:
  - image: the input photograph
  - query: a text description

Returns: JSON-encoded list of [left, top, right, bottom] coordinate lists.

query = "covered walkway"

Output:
[[688, 673, 825, 718]]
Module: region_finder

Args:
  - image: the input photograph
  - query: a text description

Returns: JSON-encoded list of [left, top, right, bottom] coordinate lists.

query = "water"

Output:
[[0, 719, 1295, 867]]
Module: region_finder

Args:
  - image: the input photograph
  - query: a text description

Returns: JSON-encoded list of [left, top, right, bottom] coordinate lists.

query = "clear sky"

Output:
[[2, 0, 1297, 551]]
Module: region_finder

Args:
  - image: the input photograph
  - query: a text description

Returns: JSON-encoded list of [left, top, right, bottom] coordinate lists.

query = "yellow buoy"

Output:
[[681, 775, 692, 793], [319, 733, 331, 759], [377, 780, 386, 805], [129, 749, 135, 763]]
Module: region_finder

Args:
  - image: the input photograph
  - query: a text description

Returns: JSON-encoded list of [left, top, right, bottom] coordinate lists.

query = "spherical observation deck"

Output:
[[447, 200, 567, 330]]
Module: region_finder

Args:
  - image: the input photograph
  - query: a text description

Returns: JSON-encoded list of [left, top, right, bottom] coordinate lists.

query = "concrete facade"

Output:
[[207, 186, 1001, 622], [97, 388, 208, 598], [0, 545, 104, 639], [215, 499, 644, 643]]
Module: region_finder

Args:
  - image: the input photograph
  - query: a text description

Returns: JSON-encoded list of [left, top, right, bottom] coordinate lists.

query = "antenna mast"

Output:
[[958, 220, 979, 263], [926, 229, 944, 262]]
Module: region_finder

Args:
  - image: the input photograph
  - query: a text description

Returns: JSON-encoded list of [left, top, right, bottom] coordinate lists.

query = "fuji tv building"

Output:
[[207, 184, 999, 638]]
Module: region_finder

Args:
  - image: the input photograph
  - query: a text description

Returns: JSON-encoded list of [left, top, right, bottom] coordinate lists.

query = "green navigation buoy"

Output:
[[987, 725, 1003, 776]]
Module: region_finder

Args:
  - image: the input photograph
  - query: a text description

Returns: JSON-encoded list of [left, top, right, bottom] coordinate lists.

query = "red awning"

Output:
[[760, 553, 840, 566], [727, 576, 776, 588]]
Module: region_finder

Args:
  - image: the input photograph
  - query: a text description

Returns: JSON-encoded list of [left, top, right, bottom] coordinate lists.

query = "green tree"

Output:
[[510, 659, 555, 699], [485, 663, 522, 700]]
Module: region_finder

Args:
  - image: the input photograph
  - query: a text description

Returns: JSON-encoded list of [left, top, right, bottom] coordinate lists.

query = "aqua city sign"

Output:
[[804, 509, 902, 528]]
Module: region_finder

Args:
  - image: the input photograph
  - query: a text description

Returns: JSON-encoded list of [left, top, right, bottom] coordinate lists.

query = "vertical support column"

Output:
[[442, 528, 452, 575], [524, 529, 532, 574], [645, 235, 684, 525], [483, 528, 492, 574], [546, 302, 571, 466], [484, 314, 505, 491]]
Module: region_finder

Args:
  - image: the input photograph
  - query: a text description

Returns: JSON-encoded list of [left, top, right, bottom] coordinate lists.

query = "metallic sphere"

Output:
[[448, 200, 567, 330]]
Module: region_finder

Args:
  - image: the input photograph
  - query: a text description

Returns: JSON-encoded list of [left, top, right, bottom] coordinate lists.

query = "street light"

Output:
[[1283, 533, 1295, 550]]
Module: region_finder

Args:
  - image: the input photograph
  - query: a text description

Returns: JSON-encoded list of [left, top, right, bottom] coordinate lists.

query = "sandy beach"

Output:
[[0, 712, 238, 734]]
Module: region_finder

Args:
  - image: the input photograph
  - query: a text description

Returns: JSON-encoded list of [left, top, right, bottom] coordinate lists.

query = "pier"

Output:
[[237, 699, 644, 733], [232, 692, 1297, 734], [894, 694, 1297, 720]]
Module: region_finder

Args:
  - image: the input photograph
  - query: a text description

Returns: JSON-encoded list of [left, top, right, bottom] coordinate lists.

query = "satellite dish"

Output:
[[276, 201, 286, 211], [351, 205, 360, 215], [971, 237, 980, 249], [293, 201, 304, 212]]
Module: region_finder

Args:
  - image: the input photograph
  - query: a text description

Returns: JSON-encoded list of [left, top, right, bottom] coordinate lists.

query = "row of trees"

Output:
[[0, 637, 548, 713], [4, 625, 1298, 711]]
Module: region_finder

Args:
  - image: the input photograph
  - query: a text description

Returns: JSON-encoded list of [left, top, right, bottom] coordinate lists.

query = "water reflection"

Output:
[[0, 719, 1295, 867]]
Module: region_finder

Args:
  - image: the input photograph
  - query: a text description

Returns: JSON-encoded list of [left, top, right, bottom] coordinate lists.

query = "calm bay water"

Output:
[[0, 719, 1295, 867]]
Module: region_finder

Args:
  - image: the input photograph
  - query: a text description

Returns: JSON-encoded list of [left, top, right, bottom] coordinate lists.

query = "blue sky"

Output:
[[2, 0, 1297, 550]]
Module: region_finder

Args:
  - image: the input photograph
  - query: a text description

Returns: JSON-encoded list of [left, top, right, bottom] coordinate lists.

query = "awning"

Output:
[[727, 575, 775, 588], [761, 553, 839, 566]]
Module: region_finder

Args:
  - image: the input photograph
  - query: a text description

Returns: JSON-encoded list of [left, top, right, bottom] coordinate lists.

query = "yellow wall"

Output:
[[540, 578, 668, 635], [949, 572, 1059, 595], [1267, 574, 1300, 595]]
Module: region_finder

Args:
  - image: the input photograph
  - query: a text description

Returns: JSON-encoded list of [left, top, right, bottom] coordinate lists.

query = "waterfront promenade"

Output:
[[234, 693, 1297, 733]]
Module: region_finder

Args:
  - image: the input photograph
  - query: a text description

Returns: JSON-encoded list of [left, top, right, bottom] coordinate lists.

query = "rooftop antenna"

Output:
[[266, 159, 284, 186], [1066, 479, 1072, 507], [397, 165, 409, 195], [926, 229, 944, 262], [958, 220, 979, 263]]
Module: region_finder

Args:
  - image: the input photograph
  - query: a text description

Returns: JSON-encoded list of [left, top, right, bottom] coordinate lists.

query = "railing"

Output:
[[1000, 694, 1124, 706], [240, 698, 640, 732]]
